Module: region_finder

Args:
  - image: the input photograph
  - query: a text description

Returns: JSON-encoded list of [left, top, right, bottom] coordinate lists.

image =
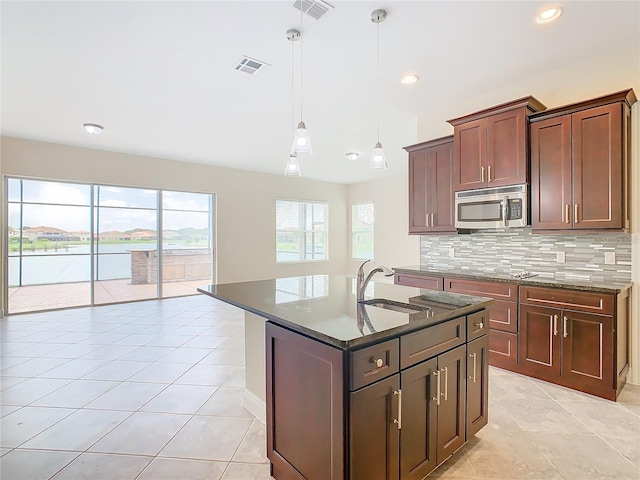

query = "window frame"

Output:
[[352, 202, 374, 260], [276, 199, 329, 263]]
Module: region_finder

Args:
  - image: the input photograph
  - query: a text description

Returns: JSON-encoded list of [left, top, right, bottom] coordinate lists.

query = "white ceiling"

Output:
[[2, 1, 639, 184]]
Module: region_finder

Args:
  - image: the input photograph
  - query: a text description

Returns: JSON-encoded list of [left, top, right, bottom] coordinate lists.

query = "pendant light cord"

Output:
[[299, 6, 304, 121], [291, 37, 295, 133], [376, 20, 380, 143]]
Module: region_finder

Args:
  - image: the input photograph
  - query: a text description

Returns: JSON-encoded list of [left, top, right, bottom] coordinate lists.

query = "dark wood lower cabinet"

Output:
[[267, 314, 489, 479]]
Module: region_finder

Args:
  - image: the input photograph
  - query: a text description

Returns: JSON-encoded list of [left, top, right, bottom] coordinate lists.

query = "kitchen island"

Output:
[[198, 275, 493, 479]]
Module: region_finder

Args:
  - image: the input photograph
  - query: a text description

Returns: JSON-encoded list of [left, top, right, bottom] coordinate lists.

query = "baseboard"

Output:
[[243, 388, 266, 424]]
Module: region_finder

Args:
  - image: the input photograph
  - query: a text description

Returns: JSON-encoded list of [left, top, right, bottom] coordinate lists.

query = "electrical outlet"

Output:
[[448, 248, 455, 258], [556, 251, 565, 263], [604, 252, 616, 265]]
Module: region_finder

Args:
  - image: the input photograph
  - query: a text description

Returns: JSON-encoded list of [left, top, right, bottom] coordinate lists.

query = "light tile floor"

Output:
[[1, 295, 639, 480]]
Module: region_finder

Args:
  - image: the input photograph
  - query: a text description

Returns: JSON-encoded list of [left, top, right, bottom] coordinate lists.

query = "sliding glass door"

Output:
[[4, 177, 215, 314]]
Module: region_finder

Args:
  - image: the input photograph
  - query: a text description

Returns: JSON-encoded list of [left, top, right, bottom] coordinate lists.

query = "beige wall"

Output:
[[0, 137, 349, 306], [346, 172, 420, 276]]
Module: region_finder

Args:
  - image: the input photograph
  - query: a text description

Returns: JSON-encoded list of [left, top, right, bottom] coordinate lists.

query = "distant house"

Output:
[[8, 226, 20, 238], [69, 230, 91, 241], [130, 231, 157, 241], [23, 226, 79, 242], [99, 231, 131, 241]]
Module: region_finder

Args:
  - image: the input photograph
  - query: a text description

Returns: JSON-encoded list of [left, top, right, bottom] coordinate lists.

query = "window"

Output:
[[352, 203, 374, 260], [276, 200, 328, 262]]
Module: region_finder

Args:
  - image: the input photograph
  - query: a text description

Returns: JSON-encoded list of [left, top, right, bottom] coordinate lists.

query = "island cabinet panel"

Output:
[[266, 323, 344, 480], [466, 335, 489, 439], [530, 89, 636, 232], [350, 375, 400, 480], [405, 136, 456, 235], [394, 272, 443, 291]]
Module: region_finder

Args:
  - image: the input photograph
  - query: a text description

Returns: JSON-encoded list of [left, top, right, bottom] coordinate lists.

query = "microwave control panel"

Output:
[[507, 198, 523, 220]]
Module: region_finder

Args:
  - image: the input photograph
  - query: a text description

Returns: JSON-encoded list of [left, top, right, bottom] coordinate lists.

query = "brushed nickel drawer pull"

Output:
[[468, 353, 477, 383], [553, 315, 558, 336], [474, 321, 484, 331], [574, 204, 579, 223], [425, 213, 430, 227], [431, 212, 435, 227], [563, 316, 568, 338], [442, 366, 448, 401], [565, 204, 570, 224], [371, 358, 384, 368], [488, 164, 492, 182], [393, 390, 402, 430], [481, 166, 485, 183], [433, 370, 441, 405]]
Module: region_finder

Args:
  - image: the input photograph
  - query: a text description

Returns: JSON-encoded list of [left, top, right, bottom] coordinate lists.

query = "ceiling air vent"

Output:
[[293, 0, 334, 20], [235, 56, 270, 76]]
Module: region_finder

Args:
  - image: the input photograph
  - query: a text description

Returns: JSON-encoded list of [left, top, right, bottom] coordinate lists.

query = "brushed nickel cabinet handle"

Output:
[[442, 367, 448, 401], [393, 390, 402, 430], [553, 315, 558, 336], [488, 164, 492, 182], [431, 213, 435, 227], [468, 353, 477, 383], [574, 204, 579, 224], [425, 213, 430, 227], [563, 316, 568, 338], [474, 321, 484, 331], [481, 166, 485, 183], [565, 205, 570, 224], [433, 370, 441, 405], [372, 358, 384, 368]]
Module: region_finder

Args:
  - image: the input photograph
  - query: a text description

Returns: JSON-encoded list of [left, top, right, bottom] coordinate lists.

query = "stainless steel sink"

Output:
[[361, 299, 430, 314]]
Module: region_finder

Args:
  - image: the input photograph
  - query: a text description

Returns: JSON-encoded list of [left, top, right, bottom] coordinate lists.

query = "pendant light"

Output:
[[370, 9, 388, 170], [290, 7, 312, 157], [285, 29, 302, 177]]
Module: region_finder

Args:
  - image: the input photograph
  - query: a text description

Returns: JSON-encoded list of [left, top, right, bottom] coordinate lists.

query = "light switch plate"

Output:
[[556, 251, 565, 263], [604, 252, 616, 265]]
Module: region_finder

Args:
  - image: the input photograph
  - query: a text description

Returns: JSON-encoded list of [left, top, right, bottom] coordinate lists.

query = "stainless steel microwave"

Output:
[[455, 184, 528, 229]]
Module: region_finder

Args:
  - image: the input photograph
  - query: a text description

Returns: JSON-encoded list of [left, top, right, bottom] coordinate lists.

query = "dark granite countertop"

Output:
[[197, 275, 492, 349], [393, 266, 632, 294]]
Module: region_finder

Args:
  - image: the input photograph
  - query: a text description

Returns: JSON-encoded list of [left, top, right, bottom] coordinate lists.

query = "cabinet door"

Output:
[[453, 118, 486, 191], [530, 115, 573, 230], [400, 358, 438, 480], [572, 103, 623, 229], [466, 335, 489, 439], [561, 311, 614, 393], [489, 329, 518, 370], [266, 322, 344, 480], [436, 345, 466, 464], [409, 149, 430, 234], [519, 305, 561, 379], [430, 141, 456, 232], [350, 375, 400, 480], [486, 108, 527, 187]]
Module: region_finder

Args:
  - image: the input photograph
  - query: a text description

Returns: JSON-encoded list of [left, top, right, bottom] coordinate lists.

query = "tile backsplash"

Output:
[[420, 228, 632, 283]]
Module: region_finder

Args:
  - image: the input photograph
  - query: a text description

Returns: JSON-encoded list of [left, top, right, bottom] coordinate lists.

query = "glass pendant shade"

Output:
[[291, 121, 313, 156], [370, 142, 388, 169], [284, 153, 301, 177]]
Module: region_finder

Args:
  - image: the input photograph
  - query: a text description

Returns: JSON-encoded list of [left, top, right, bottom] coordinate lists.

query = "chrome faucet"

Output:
[[356, 260, 394, 300]]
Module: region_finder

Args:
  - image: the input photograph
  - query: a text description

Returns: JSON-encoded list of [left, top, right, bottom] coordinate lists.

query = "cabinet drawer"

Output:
[[350, 338, 400, 390], [394, 272, 443, 291], [519, 286, 613, 315], [445, 278, 517, 301], [488, 330, 518, 369], [400, 316, 465, 369], [488, 300, 518, 333], [468, 309, 489, 341]]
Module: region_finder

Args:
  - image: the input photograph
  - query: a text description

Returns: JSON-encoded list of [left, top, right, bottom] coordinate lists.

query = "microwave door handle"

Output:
[[503, 196, 508, 227]]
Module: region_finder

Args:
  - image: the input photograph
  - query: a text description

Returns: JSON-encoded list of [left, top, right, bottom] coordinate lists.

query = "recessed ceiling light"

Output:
[[346, 152, 359, 161], [400, 74, 419, 84], [536, 6, 563, 24], [83, 123, 103, 135]]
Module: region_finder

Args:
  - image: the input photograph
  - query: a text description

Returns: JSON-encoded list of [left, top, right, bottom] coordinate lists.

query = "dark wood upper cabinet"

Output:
[[448, 96, 546, 191], [530, 89, 636, 232], [404, 136, 455, 235]]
